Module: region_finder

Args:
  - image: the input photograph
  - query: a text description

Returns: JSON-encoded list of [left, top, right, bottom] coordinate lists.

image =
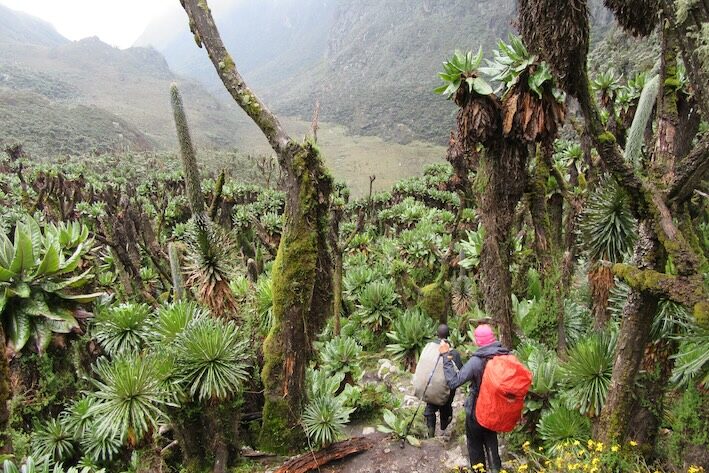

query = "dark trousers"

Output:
[[465, 413, 501, 471], [423, 390, 455, 431]]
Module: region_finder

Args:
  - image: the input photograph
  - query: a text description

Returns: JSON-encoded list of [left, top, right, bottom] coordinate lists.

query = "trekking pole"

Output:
[[400, 353, 443, 449]]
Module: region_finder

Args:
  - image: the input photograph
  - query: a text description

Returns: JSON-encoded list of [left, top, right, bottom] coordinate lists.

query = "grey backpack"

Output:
[[413, 342, 454, 406]]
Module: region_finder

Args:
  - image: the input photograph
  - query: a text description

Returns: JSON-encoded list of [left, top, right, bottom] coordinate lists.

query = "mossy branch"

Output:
[[612, 263, 708, 327], [575, 75, 701, 277], [667, 132, 709, 204], [179, 0, 291, 160]]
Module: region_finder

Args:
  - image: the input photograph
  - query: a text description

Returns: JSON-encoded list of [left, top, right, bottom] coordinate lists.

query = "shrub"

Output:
[[386, 308, 435, 371], [31, 417, 75, 464], [302, 395, 354, 448], [0, 216, 100, 354], [355, 280, 400, 332], [152, 300, 207, 344], [92, 302, 152, 356], [89, 354, 168, 444], [562, 331, 616, 417], [537, 403, 591, 454], [320, 336, 363, 382], [174, 317, 250, 402]]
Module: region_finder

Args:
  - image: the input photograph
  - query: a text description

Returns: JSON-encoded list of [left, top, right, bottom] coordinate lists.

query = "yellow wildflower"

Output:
[[688, 466, 705, 473], [594, 442, 604, 452], [587, 439, 595, 449], [473, 463, 485, 472], [573, 440, 581, 446], [517, 464, 528, 472], [611, 445, 620, 452], [629, 440, 638, 447], [522, 440, 531, 450], [538, 446, 544, 451]]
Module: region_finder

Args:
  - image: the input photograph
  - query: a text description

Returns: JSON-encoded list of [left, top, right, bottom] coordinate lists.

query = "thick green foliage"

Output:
[[31, 417, 75, 464], [537, 402, 591, 454], [302, 395, 354, 448], [355, 279, 399, 332], [93, 303, 152, 357], [579, 178, 637, 263], [665, 383, 709, 467], [0, 216, 100, 354], [89, 354, 168, 443], [479, 35, 557, 98], [562, 331, 616, 417], [320, 336, 363, 380], [434, 48, 491, 98], [174, 317, 250, 402], [386, 308, 435, 368]]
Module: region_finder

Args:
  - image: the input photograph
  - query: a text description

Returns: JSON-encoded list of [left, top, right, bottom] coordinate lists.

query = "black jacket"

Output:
[[442, 341, 509, 417]]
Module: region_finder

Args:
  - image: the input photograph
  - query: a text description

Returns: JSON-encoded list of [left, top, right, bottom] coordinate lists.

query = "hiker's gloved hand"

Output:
[[439, 341, 450, 354]]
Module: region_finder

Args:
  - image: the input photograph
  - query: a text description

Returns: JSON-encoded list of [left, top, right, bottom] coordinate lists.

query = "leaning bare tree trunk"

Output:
[[478, 143, 528, 348], [0, 326, 12, 454], [179, 0, 334, 454]]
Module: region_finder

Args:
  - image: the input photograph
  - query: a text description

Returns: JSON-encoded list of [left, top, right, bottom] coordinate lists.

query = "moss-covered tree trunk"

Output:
[[626, 338, 676, 450], [179, 0, 335, 454], [0, 326, 12, 454], [478, 144, 528, 348], [596, 223, 662, 444], [260, 143, 333, 452]]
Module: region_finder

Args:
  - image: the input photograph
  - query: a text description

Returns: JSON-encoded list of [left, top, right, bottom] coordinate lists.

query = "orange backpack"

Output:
[[475, 354, 533, 432]]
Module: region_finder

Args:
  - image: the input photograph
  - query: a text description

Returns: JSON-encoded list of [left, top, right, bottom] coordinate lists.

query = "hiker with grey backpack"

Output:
[[411, 324, 463, 439]]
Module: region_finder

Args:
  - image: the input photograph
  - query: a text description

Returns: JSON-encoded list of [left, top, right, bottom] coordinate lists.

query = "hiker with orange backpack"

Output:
[[438, 324, 532, 473]]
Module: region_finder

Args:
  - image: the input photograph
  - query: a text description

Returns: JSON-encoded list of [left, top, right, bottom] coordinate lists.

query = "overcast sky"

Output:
[[0, 0, 178, 48]]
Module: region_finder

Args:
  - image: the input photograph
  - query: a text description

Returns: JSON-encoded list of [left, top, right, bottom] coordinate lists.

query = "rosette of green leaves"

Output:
[[0, 216, 101, 354], [434, 48, 493, 98], [479, 35, 554, 99]]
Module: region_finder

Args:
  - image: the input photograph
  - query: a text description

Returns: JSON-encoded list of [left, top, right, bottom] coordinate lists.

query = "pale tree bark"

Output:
[[180, 0, 334, 455]]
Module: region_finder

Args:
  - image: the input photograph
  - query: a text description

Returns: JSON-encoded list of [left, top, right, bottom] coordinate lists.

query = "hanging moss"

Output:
[[597, 131, 617, 144], [694, 301, 709, 329], [420, 281, 450, 324]]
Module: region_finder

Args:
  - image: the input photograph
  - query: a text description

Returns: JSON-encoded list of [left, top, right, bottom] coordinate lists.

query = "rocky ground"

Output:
[[253, 358, 481, 473]]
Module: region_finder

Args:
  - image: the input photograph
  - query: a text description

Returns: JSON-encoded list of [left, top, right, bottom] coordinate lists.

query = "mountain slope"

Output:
[[138, 0, 620, 145], [0, 3, 67, 47], [0, 5, 267, 156]]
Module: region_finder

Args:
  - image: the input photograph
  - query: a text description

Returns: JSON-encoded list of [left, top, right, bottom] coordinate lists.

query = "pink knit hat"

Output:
[[474, 324, 496, 346]]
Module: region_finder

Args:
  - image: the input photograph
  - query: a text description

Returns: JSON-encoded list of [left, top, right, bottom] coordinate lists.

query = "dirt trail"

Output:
[[318, 432, 469, 473]]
